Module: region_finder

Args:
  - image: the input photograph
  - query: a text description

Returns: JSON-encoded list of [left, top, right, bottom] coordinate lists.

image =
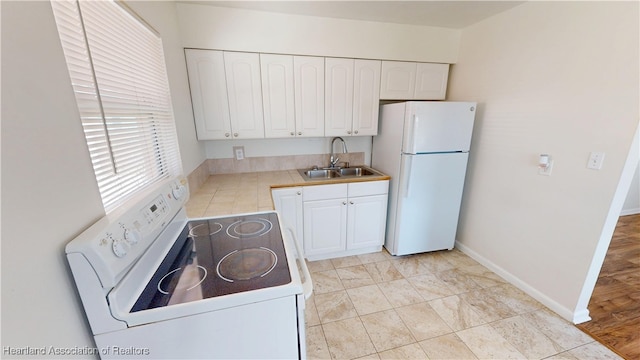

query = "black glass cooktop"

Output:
[[131, 212, 291, 312]]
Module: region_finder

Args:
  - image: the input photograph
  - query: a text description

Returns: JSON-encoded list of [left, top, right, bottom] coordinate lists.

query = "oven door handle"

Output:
[[286, 228, 313, 300]]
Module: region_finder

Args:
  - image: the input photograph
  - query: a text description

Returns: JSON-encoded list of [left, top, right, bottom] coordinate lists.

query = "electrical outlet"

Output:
[[233, 146, 245, 161], [587, 152, 605, 170]]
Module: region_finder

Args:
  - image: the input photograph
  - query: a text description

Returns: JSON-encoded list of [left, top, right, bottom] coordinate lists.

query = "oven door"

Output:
[[95, 295, 302, 359]]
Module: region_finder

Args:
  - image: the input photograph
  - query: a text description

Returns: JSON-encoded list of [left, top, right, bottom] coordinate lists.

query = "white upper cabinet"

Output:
[[260, 54, 296, 138], [352, 59, 381, 136], [324, 58, 354, 137], [223, 51, 265, 139], [293, 56, 325, 137], [186, 49, 449, 140], [185, 49, 232, 140], [414, 62, 449, 100], [380, 61, 416, 100], [185, 50, 265, 140], [380, 61, 449, 100], [325, 58, 381, 137]]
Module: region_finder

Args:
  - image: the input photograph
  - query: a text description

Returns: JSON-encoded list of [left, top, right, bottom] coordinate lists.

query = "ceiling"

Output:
[[179, 1, 526, 29]]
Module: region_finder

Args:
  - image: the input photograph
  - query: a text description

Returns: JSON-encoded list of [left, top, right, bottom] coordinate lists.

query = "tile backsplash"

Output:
[[186, 160, 210, 194], [186, 152, 365, 191]]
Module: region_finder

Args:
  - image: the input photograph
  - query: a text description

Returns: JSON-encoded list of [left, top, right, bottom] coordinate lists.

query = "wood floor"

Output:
[[577, 214, 640, 360]]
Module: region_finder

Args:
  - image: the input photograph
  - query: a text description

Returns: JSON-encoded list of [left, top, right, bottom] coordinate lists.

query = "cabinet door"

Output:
[[347, 194, 388, 249], [272, 187, 304, 251], [185, 49, 232, 140], [224, 52, 265, 139], [352, 59, 381, 136], [261, 54, 296, 138], [324, 58, 354, 137], [303, 198, 347, 256], [414, 63, 449, 100], [380, 61, 416, 100], [293, 56, 325, 137]]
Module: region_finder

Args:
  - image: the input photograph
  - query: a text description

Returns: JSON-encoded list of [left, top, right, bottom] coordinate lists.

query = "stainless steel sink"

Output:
[[338, 167, 375, 177], [303, 169, 341, 179], [298, 166, 381, 181]]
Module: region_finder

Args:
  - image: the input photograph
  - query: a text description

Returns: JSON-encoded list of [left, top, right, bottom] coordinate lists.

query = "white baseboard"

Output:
[[455, 242, 590, 324], [572, 308, 592, 324], [620, 208, 640, 216]]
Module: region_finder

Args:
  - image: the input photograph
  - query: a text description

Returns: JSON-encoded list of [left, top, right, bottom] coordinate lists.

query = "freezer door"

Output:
[[392, 153, 469, 255], [402, 102, 476, 154]]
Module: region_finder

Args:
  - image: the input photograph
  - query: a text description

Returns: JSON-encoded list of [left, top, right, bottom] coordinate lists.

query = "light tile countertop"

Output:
[[185, 168, 390, 218]]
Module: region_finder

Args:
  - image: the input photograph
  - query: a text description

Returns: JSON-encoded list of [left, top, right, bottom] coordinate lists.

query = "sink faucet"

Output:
[[329, 137, 348, 168]]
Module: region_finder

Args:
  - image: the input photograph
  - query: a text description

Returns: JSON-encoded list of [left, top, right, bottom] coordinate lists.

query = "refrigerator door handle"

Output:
[[404, 115, 418, 154], [403, 156, 413, 198]]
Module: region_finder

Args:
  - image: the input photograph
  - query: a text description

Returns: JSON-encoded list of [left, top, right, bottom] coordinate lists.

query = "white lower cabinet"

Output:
[[282, 180, 389, 260], [347, 194, 388, 250], [304, 198, 348, 256], [271, 187, 303, 245]]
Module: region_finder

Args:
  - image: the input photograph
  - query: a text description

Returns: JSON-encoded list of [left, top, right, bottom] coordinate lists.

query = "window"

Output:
[[51, 0, 182, 212]]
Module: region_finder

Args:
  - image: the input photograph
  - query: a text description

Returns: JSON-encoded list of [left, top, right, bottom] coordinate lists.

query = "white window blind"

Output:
[[51, 0, 182, 212]]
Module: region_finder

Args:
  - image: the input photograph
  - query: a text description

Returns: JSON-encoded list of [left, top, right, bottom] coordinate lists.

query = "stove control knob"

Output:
[[124, 229, 141, 246], [112, 239, 129, 258]]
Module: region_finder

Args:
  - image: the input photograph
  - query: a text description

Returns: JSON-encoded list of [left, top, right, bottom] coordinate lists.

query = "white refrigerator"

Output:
[[372, 101, 476, 256]]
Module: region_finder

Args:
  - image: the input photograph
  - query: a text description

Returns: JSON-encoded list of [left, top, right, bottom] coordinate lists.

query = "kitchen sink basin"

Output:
[[298, 166, 382, 181], [338, 167, 375, 176], [304, 169, 340, 179]]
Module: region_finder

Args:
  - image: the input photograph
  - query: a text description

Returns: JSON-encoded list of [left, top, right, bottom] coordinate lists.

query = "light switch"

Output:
[[587, 152, 605, 170]]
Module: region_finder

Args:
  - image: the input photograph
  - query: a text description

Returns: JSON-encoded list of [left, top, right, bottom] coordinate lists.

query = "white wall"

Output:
[[176, 3, 461, 63], [176, 3, 462, 163], [1, 1, 203, 355], [2, 0, 104, 352], [447, 1, 639, 322]]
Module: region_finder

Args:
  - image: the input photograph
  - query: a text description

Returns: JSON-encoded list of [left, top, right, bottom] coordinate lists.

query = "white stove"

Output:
[[66, 177, 312, 359]]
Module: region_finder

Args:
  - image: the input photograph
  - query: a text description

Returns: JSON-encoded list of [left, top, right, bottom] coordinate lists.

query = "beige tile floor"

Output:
[[304, 250, 621, 360], [185, 175, 620, 360]]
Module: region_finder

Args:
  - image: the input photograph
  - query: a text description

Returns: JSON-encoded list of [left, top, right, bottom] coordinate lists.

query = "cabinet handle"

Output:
[[296, 191, 301, 195], [233, 133, 239, 137], [298, 132, 302, 135], [225, 133, 230, 137], [349, 201, 354, 205], [347, 130, 352, 135], [342, 201, 347, 205], [290, 132, 295, 136], [354, 130, 359, 135]]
